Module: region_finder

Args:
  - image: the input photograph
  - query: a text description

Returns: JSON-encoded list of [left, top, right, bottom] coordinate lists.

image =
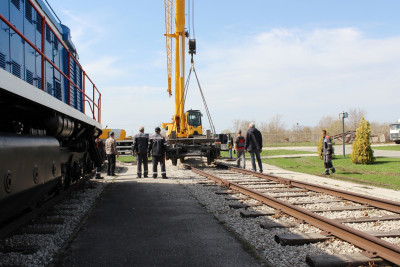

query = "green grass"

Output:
[[262, 156, 400, 190], [263, 142, 318, 147], [372, 145, 400, 151], [117, 155, 153, 162], [221, 149, 314, 158]]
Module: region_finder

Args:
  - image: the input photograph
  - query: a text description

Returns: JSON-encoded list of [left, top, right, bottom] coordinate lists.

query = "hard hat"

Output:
[[155, 127, 161, 132]]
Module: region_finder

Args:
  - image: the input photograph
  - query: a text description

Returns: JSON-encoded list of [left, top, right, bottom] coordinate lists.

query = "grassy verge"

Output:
[[117, 155, 153, 162], [262, 156, 400, 190], [372, 145, 400, 151], [221, 150, 314, 158], [264, 142, 317, 147]]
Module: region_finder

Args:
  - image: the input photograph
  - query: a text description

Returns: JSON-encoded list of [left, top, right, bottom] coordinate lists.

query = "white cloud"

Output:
[[195, 27, 400, 130]]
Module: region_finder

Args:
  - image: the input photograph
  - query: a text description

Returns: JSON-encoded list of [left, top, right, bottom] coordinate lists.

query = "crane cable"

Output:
[[191, 61, 216, 135], [171, 59, 216, 136]]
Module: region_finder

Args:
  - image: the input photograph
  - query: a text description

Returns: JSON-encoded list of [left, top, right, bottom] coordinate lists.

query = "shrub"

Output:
[[351, 117, 375, 164]]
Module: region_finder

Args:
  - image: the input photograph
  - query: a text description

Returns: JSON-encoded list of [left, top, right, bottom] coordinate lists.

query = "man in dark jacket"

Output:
[[245, 123, 263, 173], [132, 126, 149, 178], [149, 127, 167, 179], [320, 130, 335, 175]]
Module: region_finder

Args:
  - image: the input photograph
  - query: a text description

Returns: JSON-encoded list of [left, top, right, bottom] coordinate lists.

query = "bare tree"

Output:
[[231, 119, 252, 134], [266, 114, 286, 134], [348, 107, 367, 131]]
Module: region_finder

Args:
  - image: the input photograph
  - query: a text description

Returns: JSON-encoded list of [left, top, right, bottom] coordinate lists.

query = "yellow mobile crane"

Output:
[[162, 0, 220, 165]]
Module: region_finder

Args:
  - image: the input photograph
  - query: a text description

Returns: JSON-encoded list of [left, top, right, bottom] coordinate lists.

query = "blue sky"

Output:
[[49, 0, 400, 135]]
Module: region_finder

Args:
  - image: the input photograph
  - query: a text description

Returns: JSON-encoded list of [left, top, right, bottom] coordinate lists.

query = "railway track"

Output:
[[190, 162, 400, 266]]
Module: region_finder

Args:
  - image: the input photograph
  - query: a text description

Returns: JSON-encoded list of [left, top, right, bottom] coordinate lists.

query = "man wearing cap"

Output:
[[149, 127, 167, 179], [133, 126, 149, 178], [105, 132, 119, 176]]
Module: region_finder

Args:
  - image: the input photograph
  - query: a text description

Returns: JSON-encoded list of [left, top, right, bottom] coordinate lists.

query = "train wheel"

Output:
[[179, 157, 185, 163]]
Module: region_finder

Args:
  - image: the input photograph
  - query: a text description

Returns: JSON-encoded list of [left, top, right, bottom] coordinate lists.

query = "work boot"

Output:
[[162, 174, 168, 179], [137, 174, 141, 178], [153, 174, 157, 179], [331, 168, 336, 174], [144, 175, 148, 178], [324, 170, 330, 175]]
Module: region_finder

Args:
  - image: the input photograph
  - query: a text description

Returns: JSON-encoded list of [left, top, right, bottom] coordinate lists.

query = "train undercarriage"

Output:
[[0, 86, 103, 224], [166, 136, 220, 166]]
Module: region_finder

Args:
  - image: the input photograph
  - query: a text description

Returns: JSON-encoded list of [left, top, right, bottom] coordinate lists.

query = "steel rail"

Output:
[[217, 163, 400, 214], [191, 167, 400, 266]]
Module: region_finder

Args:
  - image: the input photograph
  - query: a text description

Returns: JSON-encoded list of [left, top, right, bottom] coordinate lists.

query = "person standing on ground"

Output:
[[245, 123, 263, 173], [320, 130, 335, 175], [234, 130, 246, 169], [105, 132, 119, 176], [149, 127, 167, 179], [226, 134, 233, 159], [132, 126, 149, 178]]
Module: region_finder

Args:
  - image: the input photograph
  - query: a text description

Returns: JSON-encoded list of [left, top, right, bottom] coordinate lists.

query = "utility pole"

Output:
[[339, 111, 348, 157]]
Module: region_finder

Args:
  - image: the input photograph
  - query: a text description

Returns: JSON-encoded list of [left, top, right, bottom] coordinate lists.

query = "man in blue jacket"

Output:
[[245, 123, 263, 173]]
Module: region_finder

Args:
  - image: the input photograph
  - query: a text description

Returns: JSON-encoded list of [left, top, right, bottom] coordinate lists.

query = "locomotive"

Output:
[[0, 0, 103, 223]]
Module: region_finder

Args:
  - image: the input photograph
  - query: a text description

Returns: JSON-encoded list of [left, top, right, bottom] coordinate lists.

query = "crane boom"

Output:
[[163, 0, 187, 137], [164, 0, 173, 96]]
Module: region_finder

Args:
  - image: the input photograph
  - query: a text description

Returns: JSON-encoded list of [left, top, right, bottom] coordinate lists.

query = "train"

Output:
[[0, 0, 103, 223]]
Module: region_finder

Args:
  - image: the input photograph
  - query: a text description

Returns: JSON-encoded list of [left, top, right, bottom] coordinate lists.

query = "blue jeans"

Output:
[[249, 150, 262, 172], [229, 148, 233, 159]]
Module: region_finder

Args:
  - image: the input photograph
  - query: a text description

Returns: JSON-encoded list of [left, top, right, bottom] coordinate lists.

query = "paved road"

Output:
[[58, 167, 263, 267]]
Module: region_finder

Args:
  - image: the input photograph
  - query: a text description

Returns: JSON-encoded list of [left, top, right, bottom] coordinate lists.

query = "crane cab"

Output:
[[186, 110, 202, 137]]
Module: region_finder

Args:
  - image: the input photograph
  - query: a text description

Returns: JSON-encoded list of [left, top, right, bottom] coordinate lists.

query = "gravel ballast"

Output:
[[1, 158, 399, 267]]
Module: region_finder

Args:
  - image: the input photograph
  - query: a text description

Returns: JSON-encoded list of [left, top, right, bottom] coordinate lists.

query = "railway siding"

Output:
[[188, 161, 400, 266]]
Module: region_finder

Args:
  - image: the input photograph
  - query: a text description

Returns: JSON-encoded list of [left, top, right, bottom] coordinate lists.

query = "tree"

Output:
[[351, 116, 375, 164], [348, 107, 367, 131]]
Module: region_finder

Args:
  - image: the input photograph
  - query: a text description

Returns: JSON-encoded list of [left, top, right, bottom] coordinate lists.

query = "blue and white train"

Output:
[[0, 0, 103, 223]]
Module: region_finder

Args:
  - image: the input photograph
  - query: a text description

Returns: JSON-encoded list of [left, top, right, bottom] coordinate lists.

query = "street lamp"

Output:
[[339, 111, 348, 157]]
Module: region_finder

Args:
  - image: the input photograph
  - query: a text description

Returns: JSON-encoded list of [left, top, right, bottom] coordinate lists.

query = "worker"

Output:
[[149, 127, 167, 179], [320, 130, 336, 175], [245, 122, 263, 173], [227, 133, 233, 159], [105, 132, 119, 176], [132, 126, 149, 178], [234, 130, 246, 169]]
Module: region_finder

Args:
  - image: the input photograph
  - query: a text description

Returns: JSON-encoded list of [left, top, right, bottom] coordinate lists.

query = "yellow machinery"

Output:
[[99, 129, 133, 155], [162, 0, 220, 165]]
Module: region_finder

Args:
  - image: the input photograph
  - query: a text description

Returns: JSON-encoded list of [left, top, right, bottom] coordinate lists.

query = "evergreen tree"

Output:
[[351, 117, 375, 164]]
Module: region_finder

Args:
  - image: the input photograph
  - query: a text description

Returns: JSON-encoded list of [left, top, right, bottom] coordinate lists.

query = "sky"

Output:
[[48, 0, 400, 136]]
